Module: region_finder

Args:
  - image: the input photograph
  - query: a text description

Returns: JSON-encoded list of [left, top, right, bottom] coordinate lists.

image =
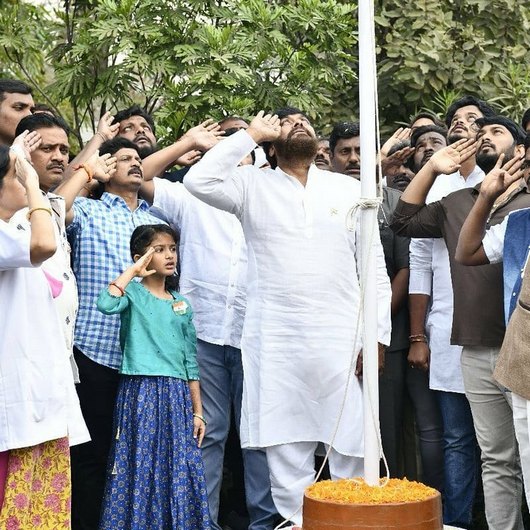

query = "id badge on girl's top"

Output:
[[172, 300, 188, 315]]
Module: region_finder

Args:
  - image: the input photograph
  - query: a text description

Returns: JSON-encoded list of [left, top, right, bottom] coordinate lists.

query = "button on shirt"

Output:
[[408, 167, 484, 393], [152, 178, 246, 349], [67, 193, 164, 369]]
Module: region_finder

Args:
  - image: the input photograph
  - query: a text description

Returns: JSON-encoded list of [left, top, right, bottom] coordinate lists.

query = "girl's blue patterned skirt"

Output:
[[99, 375, 211, 529]]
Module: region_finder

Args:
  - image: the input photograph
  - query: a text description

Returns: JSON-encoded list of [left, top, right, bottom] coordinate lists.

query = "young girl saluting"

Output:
[[97, 224, 210, 530]]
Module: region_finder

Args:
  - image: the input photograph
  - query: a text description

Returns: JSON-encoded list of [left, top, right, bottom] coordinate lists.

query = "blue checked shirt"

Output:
[[67, 193, 165, 369]]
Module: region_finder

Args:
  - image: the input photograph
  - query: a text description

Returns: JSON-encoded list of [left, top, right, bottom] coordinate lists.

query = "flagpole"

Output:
[[358, 0, 380, 487]]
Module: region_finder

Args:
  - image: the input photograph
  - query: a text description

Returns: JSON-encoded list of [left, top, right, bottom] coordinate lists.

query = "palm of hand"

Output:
[[430, 147, 460, 174]]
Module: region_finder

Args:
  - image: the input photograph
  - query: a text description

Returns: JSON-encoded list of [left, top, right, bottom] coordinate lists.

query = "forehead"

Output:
[[38, 126, 69, 145], [318, 139, 330, 148], [452, 105, 482, 118], [120, 115, 150, 127], [0, 92, 34, 107], [220, 118, 248, 131], [416, 132, 446, 145], [281, 113, 309, 123], [478, 123, 511, 136], [151, 232, 176, 245], [412, 117, 434, 129], [115, 147, 140, 159], [335, 136, 360, 150]]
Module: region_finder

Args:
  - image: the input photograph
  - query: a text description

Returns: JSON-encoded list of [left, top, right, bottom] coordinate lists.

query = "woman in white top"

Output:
[[0, 134, 89, 527]]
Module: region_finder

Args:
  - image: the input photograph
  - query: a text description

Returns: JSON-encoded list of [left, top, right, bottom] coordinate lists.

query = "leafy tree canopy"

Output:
[[1, 0, 529, 145]]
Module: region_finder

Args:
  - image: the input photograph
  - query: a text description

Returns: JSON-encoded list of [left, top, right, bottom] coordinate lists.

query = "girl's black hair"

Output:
[[0, 145, 11, 188], [130, 224, 180, 291]]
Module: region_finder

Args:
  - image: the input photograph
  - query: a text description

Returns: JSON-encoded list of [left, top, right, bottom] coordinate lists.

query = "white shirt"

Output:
[[0, 218, 89, 451], [152, 178, 247, 349], [409, 167, 484, 392], [12, 193, 80, 381], [185, 130, 391, 456]]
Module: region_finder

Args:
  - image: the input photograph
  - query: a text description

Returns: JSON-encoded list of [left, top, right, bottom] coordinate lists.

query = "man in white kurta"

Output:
[[184, 109, 391, 525]]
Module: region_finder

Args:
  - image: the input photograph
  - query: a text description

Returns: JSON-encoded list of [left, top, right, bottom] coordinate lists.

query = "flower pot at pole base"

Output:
[[303, 478, 442, 530]]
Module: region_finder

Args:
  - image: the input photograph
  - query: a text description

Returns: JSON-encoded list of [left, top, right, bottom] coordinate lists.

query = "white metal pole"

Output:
[[358, 0, 380, 486]]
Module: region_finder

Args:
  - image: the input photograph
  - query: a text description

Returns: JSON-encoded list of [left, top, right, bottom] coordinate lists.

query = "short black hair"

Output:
[[525, 134, 530, 151], [329, 121, 360, 154], [15, 113, 70, 137], [219, 115, 248, 127], [410, 125, 448, 148], [114, 105, 156, 135], [31, 103, 56, 116], [410, 112, 445, 129], [0, 79, 32, 102], [99, 137, 139, 157], [475, 115, 526, 145], [0, 144, 11, 187], [445, 95, 495, 128], [521, 108, 530, 132], [387, 139, 410, 156]]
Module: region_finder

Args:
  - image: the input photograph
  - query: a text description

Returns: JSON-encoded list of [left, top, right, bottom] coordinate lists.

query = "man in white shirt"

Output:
[[392, 96, 497, 529], [184, 108, 391, 527]]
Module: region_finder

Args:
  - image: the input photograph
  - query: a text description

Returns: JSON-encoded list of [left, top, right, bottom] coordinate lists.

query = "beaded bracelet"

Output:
[[193, 413, 207, 426]]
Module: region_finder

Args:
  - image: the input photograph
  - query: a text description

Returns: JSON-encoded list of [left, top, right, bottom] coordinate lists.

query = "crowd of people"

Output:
[[0, 76, 530, 530]]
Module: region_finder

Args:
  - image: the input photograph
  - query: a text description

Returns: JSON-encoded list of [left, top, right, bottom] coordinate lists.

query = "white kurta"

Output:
[[408, 167, 484, 393], [0, 218, 89, 452], [185, 130, 391, 456]]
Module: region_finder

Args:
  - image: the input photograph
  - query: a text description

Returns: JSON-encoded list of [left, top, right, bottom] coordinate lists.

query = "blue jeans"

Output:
[[435, 390, 479, 528], [196, 339, 278, 530]]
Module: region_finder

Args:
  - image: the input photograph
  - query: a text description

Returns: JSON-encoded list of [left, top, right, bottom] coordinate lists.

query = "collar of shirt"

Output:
[[100, 191, 150, 212]]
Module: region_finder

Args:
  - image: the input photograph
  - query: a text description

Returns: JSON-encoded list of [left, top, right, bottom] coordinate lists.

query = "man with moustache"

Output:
[[314, 137, 331, 170], [58, 137, 165, 530], [0, 79, 34, 146], [184, 108, 392, 527], [456, 133, 530, 510], [391, 95, 496, 529], [392, 115, 527, 530]]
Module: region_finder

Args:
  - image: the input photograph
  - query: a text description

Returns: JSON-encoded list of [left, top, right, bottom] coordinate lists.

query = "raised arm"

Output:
[[142, 119, 224, 182], [55, 151, 117, 225], [65, 111, 119, 181], [15, 155, 57, 264], [184, 111, 280, 215], [456, 153, 524, 265]]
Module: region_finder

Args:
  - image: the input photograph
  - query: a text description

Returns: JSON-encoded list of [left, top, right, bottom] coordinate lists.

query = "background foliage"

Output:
[[1, 0, 529, 145]]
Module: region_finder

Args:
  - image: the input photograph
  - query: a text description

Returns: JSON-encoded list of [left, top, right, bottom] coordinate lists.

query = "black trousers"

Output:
[[70, 348, 120, 530]]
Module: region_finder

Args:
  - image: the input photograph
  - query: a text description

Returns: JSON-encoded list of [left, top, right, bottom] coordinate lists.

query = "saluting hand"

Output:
[[426, 137, 477, 175], [131, 247, 157, 278], [479, 153, 524, 202], [247, 111, 281, 144]]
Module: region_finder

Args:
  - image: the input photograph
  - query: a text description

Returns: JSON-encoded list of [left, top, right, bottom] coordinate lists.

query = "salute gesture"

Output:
[[84, 150, 117, 183], [247, 111, 281, 144], [479, 153, 524, 202], [181, 119, 225, 152], [11, 129, 42, 161], [426, 137, 477, 175]]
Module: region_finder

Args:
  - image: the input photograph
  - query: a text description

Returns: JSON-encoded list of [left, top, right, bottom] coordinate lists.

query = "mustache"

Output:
[[46, 162, 64, 170], [128, 166, 143, 176], [135, 134, 152, 144]]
